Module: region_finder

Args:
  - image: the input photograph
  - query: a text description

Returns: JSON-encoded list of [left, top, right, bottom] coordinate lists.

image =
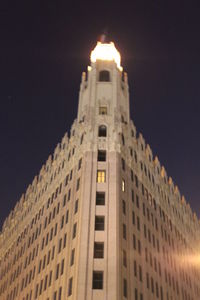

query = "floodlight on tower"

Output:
[[90, 41, 123, 71]]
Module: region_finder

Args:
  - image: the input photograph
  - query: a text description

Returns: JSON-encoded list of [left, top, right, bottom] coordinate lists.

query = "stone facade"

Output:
[[0, 41, 200, 300]]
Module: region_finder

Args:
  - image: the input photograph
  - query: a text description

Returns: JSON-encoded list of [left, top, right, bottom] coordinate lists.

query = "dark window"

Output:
[[76, 178, 80, 191], [94, 242, 104, 258], [63, 194, 67, 207], [98, 150, 106, 161], [135, 288, 138, 300], [123, 279, 127, 298], [80, 134, 84, 145], [72, 223, 77, 239], [70, 249, 75, 266], [122, 134, 125, 145], [139, 265, 143, 281], [121, 158, 125, 170], [95, 216, 105, 231], [74, 200, 78, 214], [96, 192, 105, 205], [122, 200, 126, 215], [78, 158, 82, 170], [55, 263, 59, 280], [68, 277, 73, 296], [99, 70, 110, 82], [92, 271, 103, 289], [136, 195, 140, 208], [123, 224, 126, 240], [68, 189, 71, 201], [123, 250, 127, 267], [58, 287, 62, 300], [98, 125, 107, 137], [60, 259, 64, 275], [133, 234, 136, 249]]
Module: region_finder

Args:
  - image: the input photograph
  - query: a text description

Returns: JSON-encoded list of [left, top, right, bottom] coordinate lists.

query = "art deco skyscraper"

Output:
[[0, 41, 200, 300]]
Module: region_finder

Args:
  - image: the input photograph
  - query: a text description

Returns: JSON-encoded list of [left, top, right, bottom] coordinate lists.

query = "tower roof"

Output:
[[90, 41, 122, 71]]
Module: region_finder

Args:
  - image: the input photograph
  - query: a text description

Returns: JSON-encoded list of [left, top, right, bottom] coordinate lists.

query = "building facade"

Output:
[[0, 41, 200, 300]]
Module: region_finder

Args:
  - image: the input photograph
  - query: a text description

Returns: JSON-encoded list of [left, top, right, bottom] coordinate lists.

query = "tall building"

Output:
[[0, 41, 200, 300]]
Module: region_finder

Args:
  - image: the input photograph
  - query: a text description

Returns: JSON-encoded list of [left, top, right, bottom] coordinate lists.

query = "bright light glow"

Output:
[[91, 42, 122, 71]]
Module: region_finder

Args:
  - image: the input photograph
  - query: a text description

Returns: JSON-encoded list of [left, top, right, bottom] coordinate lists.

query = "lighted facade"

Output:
[[0, 41, 200, 300]]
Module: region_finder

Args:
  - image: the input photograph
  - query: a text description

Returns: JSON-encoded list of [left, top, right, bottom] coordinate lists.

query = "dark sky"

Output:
[[1, 0, 200, 229]]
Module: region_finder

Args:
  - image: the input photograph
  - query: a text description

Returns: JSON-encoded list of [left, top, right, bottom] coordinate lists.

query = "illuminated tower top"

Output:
[[77, 40, 129, 125], [90, 41, 123, 71]]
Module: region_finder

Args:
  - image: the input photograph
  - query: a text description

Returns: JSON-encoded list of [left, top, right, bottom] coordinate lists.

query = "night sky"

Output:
[[1, 0, 200, 229]]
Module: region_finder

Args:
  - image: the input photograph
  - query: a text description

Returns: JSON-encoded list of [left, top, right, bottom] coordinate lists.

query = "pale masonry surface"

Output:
[[0, 41, 200, 300]]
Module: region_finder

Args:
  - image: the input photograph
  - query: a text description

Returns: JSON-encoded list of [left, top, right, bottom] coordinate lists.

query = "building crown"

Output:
[[90, 41, 122, 71]]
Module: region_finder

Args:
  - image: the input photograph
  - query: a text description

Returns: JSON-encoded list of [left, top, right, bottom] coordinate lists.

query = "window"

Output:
[[121, 158, 125, 170], [139, 265, 143, 282], [146, 272, 149, 289], [58, 238, 62, 253], [74, 200, 78, 214], [92, 271, 103, 289], [136, 195, 139, 208], [63, 233, 67, 248], [68, 189, 71, 201], [151, 277, 154, 293], [80, 134, 84, 145], [135, 288, 138, 300], [63, 194, 67, 207], [133, 234, 136, 249], [123, 279, 127, 298], [123, 250, 127, 267], [55, 263, 59, 280], [99, 70, 110, 82], [70, 249, 75, 266], [78, 158, 82, 170], [98, 125, 107, 137], [76, 178, 80, 191], [123, 224, 126, 240], [99, 106, 107, 115], [60, 259, 64, 275], [65, 210, 69, 224], [122, 200, 126, 214], [132, 211, 135, 225], [95, 216, 105, 231], [134, 260, 137, 277], [98, 150, 106, 161], [68, 277, 73, 296], [121, 134, 125, 145], [96, 192, 105, 205], [94, 242, 104, 258], [58, 287, 62, 300], [137, 216, 140, 231], [122, 179, 125, 192], [72, 223, 77, 239], [97, 170, 106, 183]]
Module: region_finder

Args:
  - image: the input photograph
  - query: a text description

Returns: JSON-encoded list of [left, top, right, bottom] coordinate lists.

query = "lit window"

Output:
[[122, 179, 125, 192], [99, 106, 107, 115], [97, 170, 106, 183]]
